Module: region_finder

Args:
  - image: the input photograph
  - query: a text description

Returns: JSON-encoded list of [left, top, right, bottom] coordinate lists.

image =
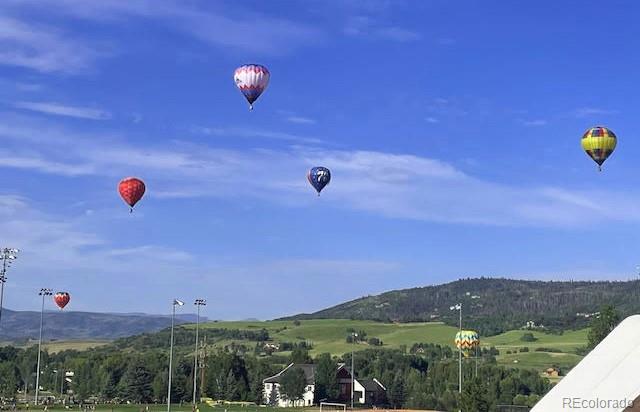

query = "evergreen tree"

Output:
[[314, 353, 338, 402], [460, 378, 490, 412], [389, 372, 406, 408], [0, 362, 18, 399], [119, 360, 153, 403], [291, 348, 311, 364]]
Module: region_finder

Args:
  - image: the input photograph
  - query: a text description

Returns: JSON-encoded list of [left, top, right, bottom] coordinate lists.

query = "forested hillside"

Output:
[[284, 278, 640, 335]]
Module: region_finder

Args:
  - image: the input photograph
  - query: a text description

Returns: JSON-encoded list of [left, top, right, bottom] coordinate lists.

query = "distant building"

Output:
[[544, 367, 560, 378], [263, 363, 386, 407]]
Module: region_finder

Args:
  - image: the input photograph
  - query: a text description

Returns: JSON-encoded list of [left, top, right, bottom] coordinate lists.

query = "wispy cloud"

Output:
[[13, 101, 111, 120], [344, 16, 420, 42], [0, 16, 103, 73], [194, 126, 322, 144], [425, 117, 439, 123], [286, 116, 316, 125], [0, 115, 638, 228], [520, 119, 548, 127], [436, 37, 456, 45], [4, 0, 324, 56], [376, 26, 421, 42], [572, 107, 617, 118]]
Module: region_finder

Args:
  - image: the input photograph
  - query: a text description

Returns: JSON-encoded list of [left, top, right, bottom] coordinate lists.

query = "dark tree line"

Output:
[[0, 342, 550, 411]]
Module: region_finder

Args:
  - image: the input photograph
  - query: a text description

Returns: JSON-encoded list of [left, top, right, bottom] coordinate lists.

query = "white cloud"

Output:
[[425, 117, 439, 123], [0, 115, 638, 229], [13, 101, 111, 120], [520, 119, 547, 127], [286, 116, 316, 125], [344, 16, 420, 42], [3, 0, 324, 56], [0, 16, 103, 73], [572, 107, 617, 118], [376, 26, 421, 42], [436, 37, 456, 45], [194, 126, 322, 144]]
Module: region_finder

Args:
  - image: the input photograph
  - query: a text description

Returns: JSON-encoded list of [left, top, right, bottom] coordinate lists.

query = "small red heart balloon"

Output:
[[54, 292, 70, 310]]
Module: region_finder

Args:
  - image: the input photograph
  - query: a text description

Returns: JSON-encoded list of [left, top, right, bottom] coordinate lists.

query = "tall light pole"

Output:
[[351, 332, 358, 409], [168, 299, 184, 412], [450, 302, 462, 410], [193, 299, 206, 406], [36, 288, 52, 406], [0, 248, 20, 327]]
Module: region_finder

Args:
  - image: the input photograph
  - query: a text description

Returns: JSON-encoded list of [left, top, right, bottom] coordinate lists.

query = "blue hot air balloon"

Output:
[[307, 167, 331, 196]]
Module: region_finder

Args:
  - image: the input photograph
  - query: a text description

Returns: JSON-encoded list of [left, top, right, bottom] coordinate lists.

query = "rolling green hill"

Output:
[[115, 318, 588, 373], [282, 277, 640, 334]]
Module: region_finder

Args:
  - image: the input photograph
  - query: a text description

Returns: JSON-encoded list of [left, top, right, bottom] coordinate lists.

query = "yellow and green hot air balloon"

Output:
[[454, 330, 479, 358], [581, 126, 617, 171]]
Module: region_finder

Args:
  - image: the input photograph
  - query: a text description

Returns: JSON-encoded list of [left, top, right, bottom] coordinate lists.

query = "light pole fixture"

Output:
[[168, 299, 184, 412], [193, 298, 206, 406], [351, 332, 358, 409], [0, 248, 20, 327], [450, 302, 463, 408], [35, 288, 53, 405]]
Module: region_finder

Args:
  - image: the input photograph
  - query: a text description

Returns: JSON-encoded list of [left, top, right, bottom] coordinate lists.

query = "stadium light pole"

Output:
[[35, 288, 52, 406], [450, 302, 462, 409], [351, 332, 358, 409], [168, 299, 184, 412], [193, 298, 206, 406], [0, 248, 20, 327]]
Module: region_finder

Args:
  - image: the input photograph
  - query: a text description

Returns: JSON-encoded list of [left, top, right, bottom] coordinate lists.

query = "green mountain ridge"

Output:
[[281, 277, 640, 335]]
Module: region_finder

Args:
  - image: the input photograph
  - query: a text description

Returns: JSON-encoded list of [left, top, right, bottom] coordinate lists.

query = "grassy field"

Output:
[[42, 340, 110, 353], [195, 319, 460, 355], [7, 319, 587, 375]]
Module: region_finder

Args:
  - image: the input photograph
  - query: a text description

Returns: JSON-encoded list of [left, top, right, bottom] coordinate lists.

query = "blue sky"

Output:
[[1, 0, 640, 319]]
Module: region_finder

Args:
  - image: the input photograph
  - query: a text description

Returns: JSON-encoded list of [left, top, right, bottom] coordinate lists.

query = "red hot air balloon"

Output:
[[54, 292, 70, 310], [118, 177, 146, 212]]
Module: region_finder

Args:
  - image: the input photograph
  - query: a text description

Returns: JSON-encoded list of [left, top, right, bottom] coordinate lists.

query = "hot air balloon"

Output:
[[234, 64, 270, 110], [307, 167, 331, 196], [54, 292, 70, 310], [118, 177, 146, 212], [454, 330, 479, 358], [581, 126, 617, 171]]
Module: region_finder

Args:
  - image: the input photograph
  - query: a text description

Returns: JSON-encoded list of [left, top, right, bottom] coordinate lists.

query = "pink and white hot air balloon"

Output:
[[233, 64, 270, 110]]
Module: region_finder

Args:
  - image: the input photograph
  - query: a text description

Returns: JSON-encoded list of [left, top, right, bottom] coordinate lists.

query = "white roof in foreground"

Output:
[[532, 315, 640, 412]]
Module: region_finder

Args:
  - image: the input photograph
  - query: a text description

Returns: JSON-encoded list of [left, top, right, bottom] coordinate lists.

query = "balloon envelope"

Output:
[[307, 167, 331, 195], [118, 177, 146, 210], [234, 64, 270, 110], [581, 126, 617, 170], [54, 292, 70, 310]]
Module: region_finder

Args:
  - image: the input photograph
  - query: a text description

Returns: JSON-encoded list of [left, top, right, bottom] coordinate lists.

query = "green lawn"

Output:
[[483, 328, 588, 353], [195, 319, 460, 355], [42, 340, 111, 353], [495, 351, 583, 372], [19, 405, 307, 412]]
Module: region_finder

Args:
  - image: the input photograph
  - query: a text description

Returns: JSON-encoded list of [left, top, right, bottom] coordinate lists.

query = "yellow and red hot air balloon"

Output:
[[581, 126, 617, 171], [454, 330, 479, 358], [54, 292, 70, 310]]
